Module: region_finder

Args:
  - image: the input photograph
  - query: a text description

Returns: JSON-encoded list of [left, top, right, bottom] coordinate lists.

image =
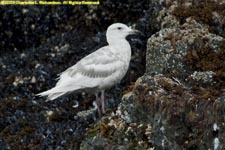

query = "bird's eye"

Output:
[[117, 27, 122, 30]]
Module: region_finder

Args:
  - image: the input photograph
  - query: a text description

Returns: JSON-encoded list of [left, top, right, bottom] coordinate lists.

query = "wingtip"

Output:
[[35, 93, 43, 97], [35, 92, 53, 102], [35, 91, 47, 97], [45, 98, 52, 102]]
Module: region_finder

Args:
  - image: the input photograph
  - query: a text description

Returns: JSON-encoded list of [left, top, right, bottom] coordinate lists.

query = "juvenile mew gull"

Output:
[[37, 23, 140, 114]]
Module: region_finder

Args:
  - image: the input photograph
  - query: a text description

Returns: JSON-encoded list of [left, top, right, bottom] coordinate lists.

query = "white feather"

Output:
[[36, 23, 133, 103]]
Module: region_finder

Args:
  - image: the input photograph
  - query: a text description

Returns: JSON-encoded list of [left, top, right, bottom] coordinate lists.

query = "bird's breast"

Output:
[[98, 61, 129, 91]]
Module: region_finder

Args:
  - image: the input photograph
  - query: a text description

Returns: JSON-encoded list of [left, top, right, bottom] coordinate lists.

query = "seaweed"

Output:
[[172, 0, 225, 38], [185, 39, 225, 83]]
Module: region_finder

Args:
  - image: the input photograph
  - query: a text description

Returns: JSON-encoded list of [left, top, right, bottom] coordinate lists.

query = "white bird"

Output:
[[37, 23, 140, 114]]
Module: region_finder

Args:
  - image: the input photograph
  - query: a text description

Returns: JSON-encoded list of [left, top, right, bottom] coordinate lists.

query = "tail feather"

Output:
[[36, 87, 66, 101], [46, 92, 66, 101], [36, 85, 82, 101]]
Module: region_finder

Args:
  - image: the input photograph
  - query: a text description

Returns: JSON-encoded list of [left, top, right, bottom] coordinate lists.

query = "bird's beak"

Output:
[[129, 29, 144, 36], [128, 29, 145, 45]]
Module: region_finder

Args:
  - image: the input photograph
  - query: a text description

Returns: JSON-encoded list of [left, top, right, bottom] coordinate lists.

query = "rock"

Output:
[[81, 73, 225, 149], [190, 71, 216, 84], [13, 76, 24, 87], [146, 17, 224, 77], [30, 76, 36, 84]]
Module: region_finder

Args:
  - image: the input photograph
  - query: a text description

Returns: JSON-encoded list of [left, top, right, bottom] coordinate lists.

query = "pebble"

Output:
[[30, 76, 36, 84]]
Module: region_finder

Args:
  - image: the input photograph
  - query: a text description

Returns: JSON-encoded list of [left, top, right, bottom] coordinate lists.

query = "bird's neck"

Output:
[[108, 39, 131, 62]]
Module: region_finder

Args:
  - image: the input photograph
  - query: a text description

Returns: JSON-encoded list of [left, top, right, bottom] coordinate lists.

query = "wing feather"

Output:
[[56, 46, 125, 88], [60, 46, 122, 78]]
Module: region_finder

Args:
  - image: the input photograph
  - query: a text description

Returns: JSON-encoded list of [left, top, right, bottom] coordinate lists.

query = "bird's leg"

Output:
[[95, 93, 101, 114], [100, 90, 105, 114]]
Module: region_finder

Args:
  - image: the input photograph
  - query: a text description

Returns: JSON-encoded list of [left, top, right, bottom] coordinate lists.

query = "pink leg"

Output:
[[95, 93, 101, 114], [101, 90, 105, 114]]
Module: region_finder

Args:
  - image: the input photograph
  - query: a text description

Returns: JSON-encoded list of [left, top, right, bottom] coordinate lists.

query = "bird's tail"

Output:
[[36, 85, 82, 101], [36, 87, 67, 101]]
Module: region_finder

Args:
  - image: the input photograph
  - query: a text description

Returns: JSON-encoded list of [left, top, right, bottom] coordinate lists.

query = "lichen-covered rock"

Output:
[[81, 73, 225, 149], [146, 17, 224, 76], [190, 71, 216, 84]]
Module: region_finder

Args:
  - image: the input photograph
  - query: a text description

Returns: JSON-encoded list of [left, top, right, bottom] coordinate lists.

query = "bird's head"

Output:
[[106, 23, 141, 45]]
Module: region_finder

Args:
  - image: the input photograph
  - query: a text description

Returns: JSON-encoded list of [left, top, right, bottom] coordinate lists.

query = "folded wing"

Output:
[[37, 46, 125, 100]]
